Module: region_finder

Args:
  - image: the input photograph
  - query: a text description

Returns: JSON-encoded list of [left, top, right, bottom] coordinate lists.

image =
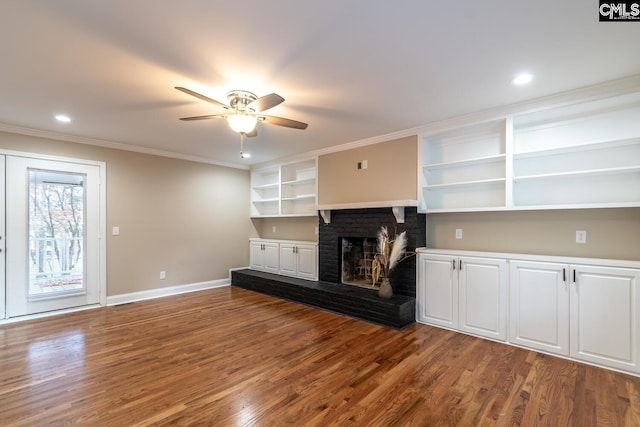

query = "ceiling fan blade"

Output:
[[246, 127, 258, 137], [260, 115, 308, 130], [175, 87, 230, 109], [248, 93, 284, 112], [179, 114, 226, 121]]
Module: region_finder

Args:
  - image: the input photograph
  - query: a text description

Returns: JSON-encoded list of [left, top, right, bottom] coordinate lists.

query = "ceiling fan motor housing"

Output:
[[228, 90, 257, 112]]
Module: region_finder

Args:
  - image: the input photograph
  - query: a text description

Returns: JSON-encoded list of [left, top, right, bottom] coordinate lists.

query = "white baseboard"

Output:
[[107, 278, 230, 306]]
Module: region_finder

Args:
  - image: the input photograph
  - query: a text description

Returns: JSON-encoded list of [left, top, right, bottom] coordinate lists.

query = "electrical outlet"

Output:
[[576, 230, 587, 244], [272, 226, 276, 233], [455, 229, 463, 239], [362, 160, 368, 169], [160, 271, 166, 280]]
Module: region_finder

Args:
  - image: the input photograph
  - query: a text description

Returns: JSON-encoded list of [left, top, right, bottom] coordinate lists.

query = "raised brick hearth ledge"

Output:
[[231, 269, 415, 329]]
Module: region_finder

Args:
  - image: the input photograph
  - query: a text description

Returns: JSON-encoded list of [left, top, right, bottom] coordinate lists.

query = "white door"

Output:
[[5, 155, 102, 317], [458, 257, 507, 341], [263, 242, 280, 274], [296, 244, 317, 280], [570, 264, 640, 373], [250, 241, 265, 270], [0, 156, 5, 319], [279, 243, 297, 276], [417, 254, 458, 329], [509, 260, 569, 355]]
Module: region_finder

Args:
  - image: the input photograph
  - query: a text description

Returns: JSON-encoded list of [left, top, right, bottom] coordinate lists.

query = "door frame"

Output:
[[1, 149, 107, 320]]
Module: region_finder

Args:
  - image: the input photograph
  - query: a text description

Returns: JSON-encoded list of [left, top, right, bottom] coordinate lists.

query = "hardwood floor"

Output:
[[2, 287, 640, 426]]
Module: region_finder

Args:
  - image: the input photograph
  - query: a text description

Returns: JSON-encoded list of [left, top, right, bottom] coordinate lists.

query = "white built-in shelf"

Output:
[[250, 158, 317, 217], [425, 178, 506, 190], [423, 154, 506, 170], [418, 91, 640, 212], [281, 178, 315, 186], [513, 166, 640, 183]]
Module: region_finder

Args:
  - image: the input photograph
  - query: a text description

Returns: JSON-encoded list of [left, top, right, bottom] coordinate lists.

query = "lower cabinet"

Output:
[[250, 240, 279, 274], [418, 249, 640, 375], [417, 253, 507, 341], [279, 243, 318, 280], [249, 239, 318, 281]]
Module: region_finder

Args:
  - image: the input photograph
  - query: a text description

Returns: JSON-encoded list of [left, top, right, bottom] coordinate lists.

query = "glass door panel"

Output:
[[28, 169, 86, 299]]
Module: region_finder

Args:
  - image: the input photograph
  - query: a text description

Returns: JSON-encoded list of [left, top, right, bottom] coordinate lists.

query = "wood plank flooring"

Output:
[[1, 286, 640, 426]]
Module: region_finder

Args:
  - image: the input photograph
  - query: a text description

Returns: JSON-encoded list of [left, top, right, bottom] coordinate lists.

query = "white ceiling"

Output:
[[1, 1, 639, 168]]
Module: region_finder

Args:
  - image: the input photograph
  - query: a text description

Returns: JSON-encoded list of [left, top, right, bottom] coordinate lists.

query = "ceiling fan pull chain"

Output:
[[239, 133, 245, 158]]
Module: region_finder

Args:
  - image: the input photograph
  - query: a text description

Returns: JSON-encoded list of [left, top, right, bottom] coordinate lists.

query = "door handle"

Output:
[[452, 259, 456, 270]]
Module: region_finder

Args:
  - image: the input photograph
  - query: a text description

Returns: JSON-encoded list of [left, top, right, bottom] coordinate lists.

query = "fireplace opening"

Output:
[[341, 237, 378, 289]]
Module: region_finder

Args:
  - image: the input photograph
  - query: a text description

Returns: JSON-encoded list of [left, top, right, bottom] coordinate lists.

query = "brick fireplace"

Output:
[[318, 207, 426, 298]]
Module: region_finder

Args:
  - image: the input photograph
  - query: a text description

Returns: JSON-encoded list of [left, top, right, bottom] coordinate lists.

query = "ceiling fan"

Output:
[[175, 86, 308, 137]]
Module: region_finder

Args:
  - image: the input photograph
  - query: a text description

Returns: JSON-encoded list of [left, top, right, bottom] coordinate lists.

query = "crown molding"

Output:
[[0, 123, 250, 170], [252, 74, 640, 170]]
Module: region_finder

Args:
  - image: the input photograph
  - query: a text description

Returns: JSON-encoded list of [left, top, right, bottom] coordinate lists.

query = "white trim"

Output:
[[0, 123, 249, 170], [106, 278, 230, 306], [0, 304, 101, 325], [316, 199, 419, 211]]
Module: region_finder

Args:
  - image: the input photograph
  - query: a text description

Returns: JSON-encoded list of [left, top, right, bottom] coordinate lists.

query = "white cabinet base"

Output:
[[417, 248, 640, 376]]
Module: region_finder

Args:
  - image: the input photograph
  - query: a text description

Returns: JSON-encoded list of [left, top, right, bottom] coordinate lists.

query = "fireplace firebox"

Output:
[[341, 237, 377, 288]]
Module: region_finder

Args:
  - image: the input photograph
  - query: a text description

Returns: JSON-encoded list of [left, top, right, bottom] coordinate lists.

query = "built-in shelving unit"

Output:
[[420, 119, 507, 212], [512, 93, 640, 209], [250, 158, 317, 217], [419, 91, 640, 213]]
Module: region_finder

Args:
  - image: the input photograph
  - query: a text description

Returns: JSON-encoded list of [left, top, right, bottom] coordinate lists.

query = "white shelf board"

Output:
[[251, 183, 279, 190], [513, 137, 640, 159], [252, 198, 279, 203], [281, 194, 316, 201], [423, 154, 506, 170], [281, 178, 316, 186], [425, 178, 506, 190], [513, 166, 640, 183]]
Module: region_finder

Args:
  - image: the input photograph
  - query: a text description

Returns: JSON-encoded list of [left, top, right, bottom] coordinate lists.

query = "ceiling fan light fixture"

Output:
[[227, 113, 258, 133]]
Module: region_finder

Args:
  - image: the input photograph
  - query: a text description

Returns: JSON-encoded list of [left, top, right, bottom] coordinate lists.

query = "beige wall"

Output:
[[0, 131, 257, 296], [318, 136, 418, 205], [427, 208, 640, 260], [253, 216, 318, 241]]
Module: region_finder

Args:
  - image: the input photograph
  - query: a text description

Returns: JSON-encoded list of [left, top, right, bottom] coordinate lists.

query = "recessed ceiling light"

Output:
[[55, 114, 71, 123], [512, 73, 535, 86]]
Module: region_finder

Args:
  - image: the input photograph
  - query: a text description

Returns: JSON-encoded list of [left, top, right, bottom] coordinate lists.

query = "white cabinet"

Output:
[[249, 239, 318, 281], [509, 260, 570, 355], [251, 158, 317, 217], [249, 239, 279, 274], [510, 260, 640, 372], [570, 264, 640, 373], [417, 254, 458, 329], [279, 242, 318, 280], [418, 249, 640, 375], [417, 252, 507, 341]]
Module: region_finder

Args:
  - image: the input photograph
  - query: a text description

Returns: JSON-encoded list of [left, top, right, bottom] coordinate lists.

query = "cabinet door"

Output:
[[296, 244, 317, 280], [570, 265, 640, 373], [417, 254, 458, 329], [459, 257, 507, 341], [263, 242, 280, 274], [509, 260, 569, 355], [278, 244, 297, 277], [249, 242, 265, 270]]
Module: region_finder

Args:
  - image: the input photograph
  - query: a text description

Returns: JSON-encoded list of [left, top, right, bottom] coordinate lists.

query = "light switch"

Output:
[[112, 226, 120, 236], [455, 229, 463, 239]]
